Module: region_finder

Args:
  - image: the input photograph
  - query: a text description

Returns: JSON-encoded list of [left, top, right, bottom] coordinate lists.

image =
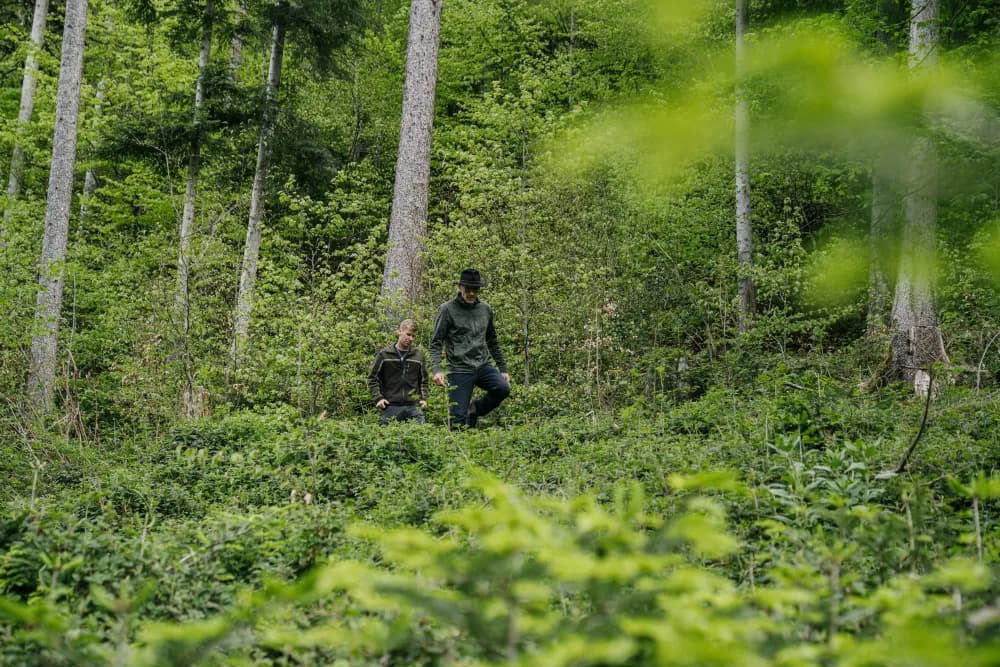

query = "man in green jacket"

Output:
[[367, 319, 430, 425], [430, 269, 510, 429]]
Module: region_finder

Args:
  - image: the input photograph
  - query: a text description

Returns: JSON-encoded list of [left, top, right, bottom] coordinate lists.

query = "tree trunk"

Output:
[[867, 161, 893, 334], [229, 0, 247, 79], [519, 135, 531, 386], [232, 17, 285, 366], [887, 0, 947, 385], [380, 0, 442, 315], [79, 78, 105, 225], [4, 0, 50, 229], [735, 0, 755, 334], [27, 0, 87, 414], [866, 0, 898, 335], [178, 0, 214, 415]]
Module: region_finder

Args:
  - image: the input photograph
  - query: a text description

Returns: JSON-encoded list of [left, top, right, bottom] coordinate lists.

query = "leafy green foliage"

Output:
[[1, 0, 1000, 663]]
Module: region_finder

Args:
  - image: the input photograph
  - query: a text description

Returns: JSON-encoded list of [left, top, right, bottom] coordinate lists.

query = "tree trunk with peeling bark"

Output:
[[232, 16, 285, 366], [27, 0, 87, 414], [887, 0, 948, 385], [380, 0, 442, 316]]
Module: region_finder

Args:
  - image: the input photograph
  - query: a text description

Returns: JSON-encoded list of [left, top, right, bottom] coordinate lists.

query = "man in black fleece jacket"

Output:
[[367, 319, 430, 425], [430, 268, 510, 429]]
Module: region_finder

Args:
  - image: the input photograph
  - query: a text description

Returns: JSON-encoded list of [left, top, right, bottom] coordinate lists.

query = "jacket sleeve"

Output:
[[366, 352, 384, 403], [429, 305, 448, 374], [419, 350, 430, 400], [485, 307, 508, 374]]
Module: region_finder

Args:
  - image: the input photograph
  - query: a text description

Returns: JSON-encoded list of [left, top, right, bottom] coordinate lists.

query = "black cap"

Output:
[[457, 268, 484, 288]]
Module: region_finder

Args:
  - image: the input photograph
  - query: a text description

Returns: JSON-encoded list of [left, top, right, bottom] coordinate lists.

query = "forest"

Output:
[[1, 0, 1000, 664]]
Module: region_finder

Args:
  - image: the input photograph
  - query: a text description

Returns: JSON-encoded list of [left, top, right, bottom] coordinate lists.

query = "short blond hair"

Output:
[[398, 318, 417, 332]]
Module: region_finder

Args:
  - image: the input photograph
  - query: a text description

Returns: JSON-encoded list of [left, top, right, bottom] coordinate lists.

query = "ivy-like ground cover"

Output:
[[2, 379, 999, 666]]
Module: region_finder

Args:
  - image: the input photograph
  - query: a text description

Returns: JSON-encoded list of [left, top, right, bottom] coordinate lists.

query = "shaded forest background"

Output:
[[1, 0, 995, 430]]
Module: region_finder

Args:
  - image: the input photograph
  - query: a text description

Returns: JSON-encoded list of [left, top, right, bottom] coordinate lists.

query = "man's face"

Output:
[[459, 285, 480, 304], [396, 326, 416, 350]]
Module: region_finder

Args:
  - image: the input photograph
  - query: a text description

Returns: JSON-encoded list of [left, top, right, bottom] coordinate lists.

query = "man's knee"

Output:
[[494, 382, 510, 401]]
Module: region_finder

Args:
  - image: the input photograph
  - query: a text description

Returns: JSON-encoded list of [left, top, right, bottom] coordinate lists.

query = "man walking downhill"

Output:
[[368, 319, 430, 425], [430, 268, 510, 429]]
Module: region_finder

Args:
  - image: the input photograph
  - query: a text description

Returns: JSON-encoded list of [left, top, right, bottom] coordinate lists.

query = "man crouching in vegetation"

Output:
[[367, 319, 430, 425], [430, 268, 510, 429]]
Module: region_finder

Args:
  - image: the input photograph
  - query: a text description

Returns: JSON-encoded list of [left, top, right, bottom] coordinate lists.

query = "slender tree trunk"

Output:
[[4, 0, 50, 229], [79, 79, 105, 225], [867, 160, 893, 334], [229, 0, 247, 79], [27, 0, 87, 414], [178, 0, 214, 415], [866, 1, 898, 335], [888, 0, 947, 385], [519, 135, 531, 386], [380, 0, 443, 314], [232, 17, 285, 366], [735, 0, 755, 334]]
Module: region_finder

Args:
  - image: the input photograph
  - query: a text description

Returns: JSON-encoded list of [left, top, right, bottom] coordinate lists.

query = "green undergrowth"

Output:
[[2, 372, 999, 665]]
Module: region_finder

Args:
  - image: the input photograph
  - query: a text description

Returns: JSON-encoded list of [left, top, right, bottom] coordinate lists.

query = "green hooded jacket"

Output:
[[429, 295, 508, 375]]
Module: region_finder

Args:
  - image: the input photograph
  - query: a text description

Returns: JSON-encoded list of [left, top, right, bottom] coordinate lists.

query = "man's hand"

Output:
[[433, 372, 446, 386], [501, 372, 510, 385], [376, 399, 389, 409], [419, 400, 427, 409]]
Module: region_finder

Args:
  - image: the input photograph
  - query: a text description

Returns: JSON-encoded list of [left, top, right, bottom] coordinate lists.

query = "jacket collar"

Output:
[[454, 292, 479, 309]]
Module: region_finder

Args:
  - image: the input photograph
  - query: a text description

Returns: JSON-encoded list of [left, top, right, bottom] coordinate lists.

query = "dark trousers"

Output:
[[448, 365, 510, 427], [380, 404, 425, 426]]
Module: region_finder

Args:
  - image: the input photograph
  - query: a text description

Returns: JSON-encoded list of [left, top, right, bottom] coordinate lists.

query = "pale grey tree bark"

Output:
[[4, 0, 50, 229], [27, 0, 88, 414], [232, 17, 286, 365], [229, 0, 247, 79], [867, 160, 893, 334], [735, 0, 755, 334], [380, 0, 443, 313], [887, 0, 948, 385], [178, 0, 215, 415]]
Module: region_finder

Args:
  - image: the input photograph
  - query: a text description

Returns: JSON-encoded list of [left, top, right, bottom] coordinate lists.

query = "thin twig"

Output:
[[893, 367, 935, 474]]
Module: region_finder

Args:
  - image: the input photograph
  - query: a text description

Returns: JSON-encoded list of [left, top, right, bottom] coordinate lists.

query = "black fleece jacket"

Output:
[[366, 346, 430, 405]]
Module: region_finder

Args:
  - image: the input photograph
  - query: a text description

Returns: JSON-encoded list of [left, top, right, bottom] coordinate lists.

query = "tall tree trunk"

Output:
[[735, 0, 755, 334], [867, 159, 893, 334], [231, 17, 285, 366], [27, 0, 87, 414], [178, 0, 214, 415], [4, 0, 50, 229], [380, 0, 442, 315], [229, 0, 247, 79], [888, 0, 947, 385], [519, 134, 531, 386], [79, 78, 105, 225], [866, 0, 898, 335]]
